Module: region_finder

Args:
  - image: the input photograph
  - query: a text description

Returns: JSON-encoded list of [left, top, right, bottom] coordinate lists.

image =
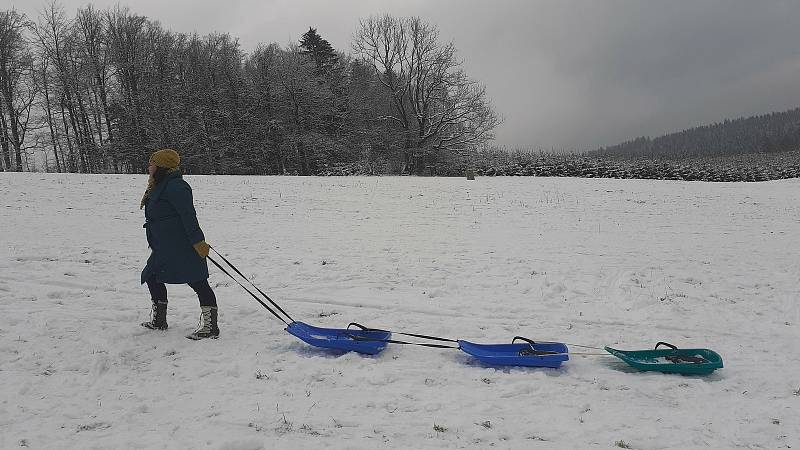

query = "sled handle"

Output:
[[512, 336, 538, 346], [513, 336, 562, 356], [347, 322, 388, 333], [655, 342, 678, 350]]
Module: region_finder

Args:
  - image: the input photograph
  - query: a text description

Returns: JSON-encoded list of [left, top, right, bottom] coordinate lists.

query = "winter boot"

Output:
[[210, 306, 220, 337], [186, 306, 219, 340], [141, 301, 168, 330]]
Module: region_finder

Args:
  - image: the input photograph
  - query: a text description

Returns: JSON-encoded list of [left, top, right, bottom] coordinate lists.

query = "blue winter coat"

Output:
[[141, 171, 208, 284]]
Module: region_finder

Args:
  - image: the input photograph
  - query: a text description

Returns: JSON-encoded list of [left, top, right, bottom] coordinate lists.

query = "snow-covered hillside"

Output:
[[1, 173, 797, 449]]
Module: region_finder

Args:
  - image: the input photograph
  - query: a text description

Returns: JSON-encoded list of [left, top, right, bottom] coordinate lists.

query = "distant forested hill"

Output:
[[591, 107, 800, 158]]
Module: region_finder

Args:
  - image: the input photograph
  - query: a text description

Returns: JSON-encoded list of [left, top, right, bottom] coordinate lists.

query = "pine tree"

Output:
[[299, 27, 337, 71]]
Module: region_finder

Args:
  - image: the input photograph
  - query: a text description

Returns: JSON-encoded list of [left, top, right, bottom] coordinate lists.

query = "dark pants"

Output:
[[146, 278, 217, 307]]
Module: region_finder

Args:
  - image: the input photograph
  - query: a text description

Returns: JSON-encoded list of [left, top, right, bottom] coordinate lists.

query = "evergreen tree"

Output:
[[299, 27, 337, 71]]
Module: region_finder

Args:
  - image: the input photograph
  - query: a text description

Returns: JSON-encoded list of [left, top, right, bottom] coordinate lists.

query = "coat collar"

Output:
[[148, 170, 182, 205]]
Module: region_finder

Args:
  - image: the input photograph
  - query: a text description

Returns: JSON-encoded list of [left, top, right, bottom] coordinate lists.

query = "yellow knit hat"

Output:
[[149, 149, 180, 170]]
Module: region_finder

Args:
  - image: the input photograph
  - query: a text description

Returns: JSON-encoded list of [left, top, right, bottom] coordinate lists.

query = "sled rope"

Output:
[[561, 343, 605, 350], [349, 324, 607, 353], [345, 323, 459, 349], [345, 325, 607, 356], [208, 254, 291, 325], [349, 334, 459, 349], [210, 247, 295, 323], [208, 247, 614, 363], [347, 322, 458, 343]]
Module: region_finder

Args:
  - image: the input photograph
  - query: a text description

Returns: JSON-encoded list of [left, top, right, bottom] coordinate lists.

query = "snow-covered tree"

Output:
[[0, 9, 36, 172], [353, 14, 500, 173]]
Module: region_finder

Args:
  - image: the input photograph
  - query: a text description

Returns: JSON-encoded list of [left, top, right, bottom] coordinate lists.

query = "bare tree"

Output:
[[0, 101, 10, 171], [0, 9, 37, 172], [36, 56, 62, 172], [104, 6, 151, 170], [353, 14, 500, 173], [273, 44, 335, 175], [76, 5, 112, 163], [32, 2, 82, 171], [243, 43, 284, 173]]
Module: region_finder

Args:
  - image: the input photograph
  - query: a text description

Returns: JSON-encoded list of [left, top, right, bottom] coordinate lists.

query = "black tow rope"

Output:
[[347, 322, 459, 343], [206, 249, 561, 357], [346, 322, 459, 349], [348, 334, 458, 349], [207, 247, 294, 325], [346, 324, 561, 356]]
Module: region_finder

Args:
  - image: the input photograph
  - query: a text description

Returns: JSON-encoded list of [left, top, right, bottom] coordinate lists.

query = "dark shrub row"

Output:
[[459, 151, 800, 182], [315, 150, 800, 181]]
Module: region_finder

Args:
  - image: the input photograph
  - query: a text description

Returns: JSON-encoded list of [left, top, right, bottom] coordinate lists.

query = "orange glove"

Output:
[[193, 240, 210, 259]]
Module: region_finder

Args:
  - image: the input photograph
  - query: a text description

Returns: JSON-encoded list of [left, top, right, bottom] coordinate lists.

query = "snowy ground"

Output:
[[1, 173, 798, 449]]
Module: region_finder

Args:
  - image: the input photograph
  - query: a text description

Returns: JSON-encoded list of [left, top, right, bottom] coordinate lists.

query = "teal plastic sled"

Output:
[[604, 342, 723, 375]]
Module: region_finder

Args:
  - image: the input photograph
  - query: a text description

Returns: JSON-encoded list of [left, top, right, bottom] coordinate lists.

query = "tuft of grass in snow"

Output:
[[526, 434, 548, 441], [276, 414, 293, 434], [247, 422, 264, 432], [76, 422, 111, 432], [300, 424, 321, 435], [615, 440, 633, 449], [433, 424, 447, 433]]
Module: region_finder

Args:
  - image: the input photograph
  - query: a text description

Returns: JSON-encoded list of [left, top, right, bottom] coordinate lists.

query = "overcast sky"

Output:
[[11, 0, 800, 150]]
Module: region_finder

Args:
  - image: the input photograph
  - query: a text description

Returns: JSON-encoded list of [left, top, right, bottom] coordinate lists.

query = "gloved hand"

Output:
[[193, 240, 210, 259]]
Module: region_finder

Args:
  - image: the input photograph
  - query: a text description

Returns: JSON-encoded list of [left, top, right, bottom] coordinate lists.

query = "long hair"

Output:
[[140, 167, 174, 209]]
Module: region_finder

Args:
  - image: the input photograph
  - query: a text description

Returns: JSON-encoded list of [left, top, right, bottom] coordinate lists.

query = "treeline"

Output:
[[592, 107, 800, 159], [0, 5, 499, 174], [458, 148, 800, 182]]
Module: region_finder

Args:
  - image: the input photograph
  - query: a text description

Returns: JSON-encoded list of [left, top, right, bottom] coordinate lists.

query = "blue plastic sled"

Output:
[[285, 321, 391, 355], [457, 337, 569, 368]]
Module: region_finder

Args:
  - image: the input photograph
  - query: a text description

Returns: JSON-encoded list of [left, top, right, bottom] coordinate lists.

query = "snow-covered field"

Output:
[[1, 173, 798, 449]]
